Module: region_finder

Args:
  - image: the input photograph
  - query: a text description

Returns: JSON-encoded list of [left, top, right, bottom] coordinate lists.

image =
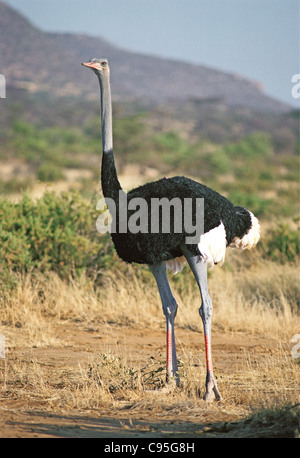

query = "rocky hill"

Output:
[[0, 1, 291, 112]]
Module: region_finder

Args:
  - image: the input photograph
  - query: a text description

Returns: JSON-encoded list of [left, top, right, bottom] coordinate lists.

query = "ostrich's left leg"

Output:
[[181, 246, 222, 401], [149, 263, 179, 385]]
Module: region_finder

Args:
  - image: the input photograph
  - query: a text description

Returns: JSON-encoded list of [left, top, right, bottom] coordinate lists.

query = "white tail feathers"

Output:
[[166, 222, 227, 273], [166, 212, 260, 275], [197, 221, 227, 268], [230, 211, 260, 250]]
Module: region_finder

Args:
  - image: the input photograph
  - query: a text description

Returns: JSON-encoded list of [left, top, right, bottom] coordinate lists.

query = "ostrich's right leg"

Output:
[[180, 245, 222, 401], [149, 263, 179, 385]]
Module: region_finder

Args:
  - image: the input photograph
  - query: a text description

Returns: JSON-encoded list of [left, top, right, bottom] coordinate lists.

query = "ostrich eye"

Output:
[[101, 61, 107, 67]]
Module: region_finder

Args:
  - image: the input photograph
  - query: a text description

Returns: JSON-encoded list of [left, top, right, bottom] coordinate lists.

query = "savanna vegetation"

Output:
[[0, 92, 299, 437]]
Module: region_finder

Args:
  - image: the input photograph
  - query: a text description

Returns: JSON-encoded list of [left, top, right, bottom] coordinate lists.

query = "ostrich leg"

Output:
[[181, 246, 222, 401], [149, 263, 179, 385]]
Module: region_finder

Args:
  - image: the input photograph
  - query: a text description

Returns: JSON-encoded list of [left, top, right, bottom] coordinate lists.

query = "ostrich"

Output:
[[82, 58, 260, 401]]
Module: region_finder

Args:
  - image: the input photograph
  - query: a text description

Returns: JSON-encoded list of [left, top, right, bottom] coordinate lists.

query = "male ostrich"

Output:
[[82, 58, 260, 401]]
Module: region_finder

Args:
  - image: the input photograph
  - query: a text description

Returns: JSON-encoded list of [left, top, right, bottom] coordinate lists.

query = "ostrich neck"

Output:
[[99, 74, 113, 154], [98, 74, 122, 200]]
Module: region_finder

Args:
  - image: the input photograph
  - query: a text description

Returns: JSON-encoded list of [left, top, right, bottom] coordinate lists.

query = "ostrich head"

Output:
[[81, 58, 110, 77]]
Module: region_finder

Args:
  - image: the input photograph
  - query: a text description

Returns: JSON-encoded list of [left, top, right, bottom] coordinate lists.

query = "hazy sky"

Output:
[[4, 0, 300, 106]]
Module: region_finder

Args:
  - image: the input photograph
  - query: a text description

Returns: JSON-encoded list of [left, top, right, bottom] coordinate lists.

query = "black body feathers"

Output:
[[102, 153, 253, 265]]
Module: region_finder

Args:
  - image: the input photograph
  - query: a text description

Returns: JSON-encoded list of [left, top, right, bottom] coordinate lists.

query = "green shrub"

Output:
[[154, 131, 192, 168], [7, 120, 96, 164], [228, 190, 271, 217], [37, 162, 65, 182], [0, 178, 34, 194], [0, 191, 116, 282], [205, 148, 231, 174], [262, 222, 299, 263], [225, 132, 273, 159]]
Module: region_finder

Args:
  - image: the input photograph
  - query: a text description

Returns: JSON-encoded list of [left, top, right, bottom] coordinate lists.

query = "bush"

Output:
[[37, 162, 65, 182], [205, 148, 231, 174], [225, 132, 273, 159], [261, 222, 299, 263], [154, 131, 192, 168], [228, 190, 271, 217], [0, 191, 116, 282]]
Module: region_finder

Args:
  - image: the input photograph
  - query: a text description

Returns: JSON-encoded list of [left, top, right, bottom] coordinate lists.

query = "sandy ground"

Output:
[[0, 318, 291, 439]]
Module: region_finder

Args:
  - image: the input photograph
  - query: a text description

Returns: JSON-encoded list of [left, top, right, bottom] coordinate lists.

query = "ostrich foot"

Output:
[[159, 383, 178, 394], [159, 374, 180, 393], [166, 372, 180, 388], [204, 378, 222, 402], [146, 380, 180, 395]]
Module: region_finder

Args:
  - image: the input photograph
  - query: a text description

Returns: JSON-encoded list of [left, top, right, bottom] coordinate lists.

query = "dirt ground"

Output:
[[1, 318, 297, 439]]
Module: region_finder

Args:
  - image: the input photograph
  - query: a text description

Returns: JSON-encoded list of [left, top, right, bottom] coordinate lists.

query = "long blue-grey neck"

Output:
[[99, 72, 113, 154], [97, 72, 122, 201]]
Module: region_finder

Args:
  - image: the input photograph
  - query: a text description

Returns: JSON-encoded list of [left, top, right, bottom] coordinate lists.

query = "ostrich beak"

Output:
[[81, 61, 102, 70]]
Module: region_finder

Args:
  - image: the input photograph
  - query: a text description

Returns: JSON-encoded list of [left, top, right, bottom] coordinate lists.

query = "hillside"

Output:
[[0, 0, 298, 205], [0, 1, 291, 112]]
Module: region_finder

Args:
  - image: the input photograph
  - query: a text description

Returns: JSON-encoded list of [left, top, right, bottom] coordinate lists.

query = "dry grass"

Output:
[[2, 252, 298, 340], [0, 254, 299, 437]]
